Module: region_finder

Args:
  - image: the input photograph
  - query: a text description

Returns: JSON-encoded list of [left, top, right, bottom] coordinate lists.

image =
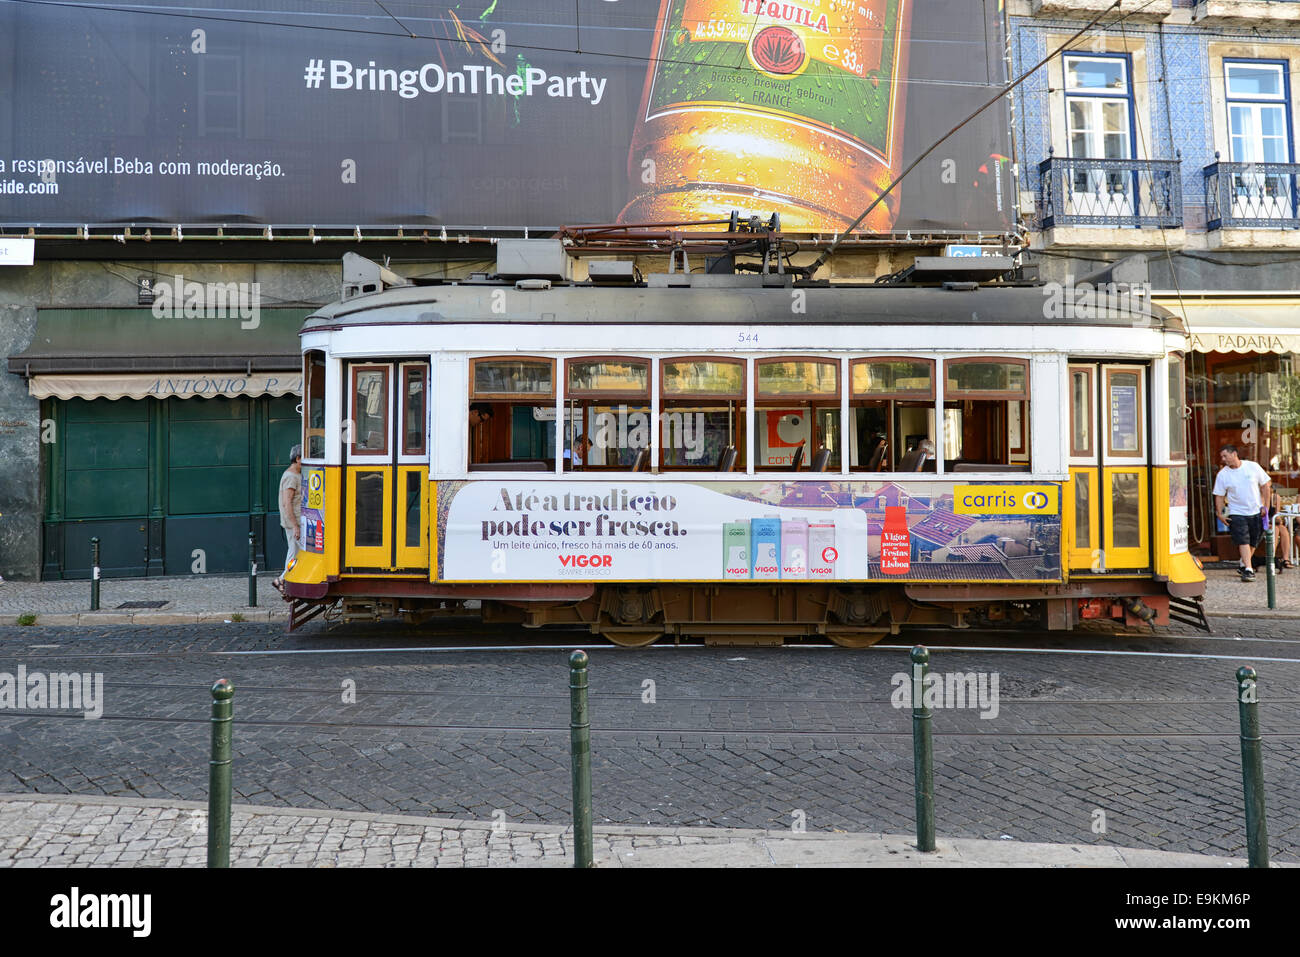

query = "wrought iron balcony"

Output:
[[1038, 152, 1183, 229], [1204, 156, 1300, 230]]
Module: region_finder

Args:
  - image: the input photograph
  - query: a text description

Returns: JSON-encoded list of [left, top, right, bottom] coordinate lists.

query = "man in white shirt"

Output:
[[273, 444, 303, 591], [1213, 444, 1271, 581]]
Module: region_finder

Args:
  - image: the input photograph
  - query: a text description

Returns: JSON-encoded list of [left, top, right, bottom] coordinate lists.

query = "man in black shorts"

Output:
[[1213, 444, 1272, 581]]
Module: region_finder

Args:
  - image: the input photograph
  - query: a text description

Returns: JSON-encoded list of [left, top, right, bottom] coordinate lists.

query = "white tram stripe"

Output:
[[213, 642, 1300, 664], [872, 644, 1300, 665]]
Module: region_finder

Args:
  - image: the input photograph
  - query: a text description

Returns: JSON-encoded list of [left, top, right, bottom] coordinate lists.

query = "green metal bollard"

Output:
[[569, 650, 594, 868], [247, 532, 257, 608], [89, 537, 100, 611], [911, 645, 936, 852], [1264, 523, 1276, 611], [208, 679, 235, 868], [1235, 667, 1269, 868]]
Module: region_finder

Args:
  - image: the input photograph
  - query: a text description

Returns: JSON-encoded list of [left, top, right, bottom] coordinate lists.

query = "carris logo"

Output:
[[1024, 491, 1050, 510], [560, 554, 613, 568]]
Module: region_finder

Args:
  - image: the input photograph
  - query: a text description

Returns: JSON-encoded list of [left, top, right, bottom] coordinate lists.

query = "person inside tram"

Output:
[[562, 433, 593, 471]]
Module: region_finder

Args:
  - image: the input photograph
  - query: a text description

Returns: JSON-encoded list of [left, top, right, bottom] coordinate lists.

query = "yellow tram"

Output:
[[282, 244, 1205, 644]]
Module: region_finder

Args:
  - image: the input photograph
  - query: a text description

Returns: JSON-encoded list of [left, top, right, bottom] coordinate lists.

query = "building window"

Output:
[[1064, 54, 1134, 218], [1224, 60, 1293, 220], [199, 51, 243, 138]]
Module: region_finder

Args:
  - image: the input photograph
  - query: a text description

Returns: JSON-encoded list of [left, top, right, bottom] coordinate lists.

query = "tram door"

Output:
[[343, 361, 430, 572], [1066, 362, 1150, 573]]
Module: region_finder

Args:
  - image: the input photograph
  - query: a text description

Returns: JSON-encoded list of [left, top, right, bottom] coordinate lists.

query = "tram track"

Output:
[[6, 637, 1300, 665], [2, 707, 1297, 739], [17, 679, 1300, 706]]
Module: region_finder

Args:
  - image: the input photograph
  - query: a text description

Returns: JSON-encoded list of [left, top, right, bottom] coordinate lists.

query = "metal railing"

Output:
[[1204, 157, 1300, 230], [1038, 152, 1183, 229]]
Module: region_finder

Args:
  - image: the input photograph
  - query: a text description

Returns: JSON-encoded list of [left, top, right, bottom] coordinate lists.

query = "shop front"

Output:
[[1162, 296, 1300, 558], [7, 308, 305, 578]]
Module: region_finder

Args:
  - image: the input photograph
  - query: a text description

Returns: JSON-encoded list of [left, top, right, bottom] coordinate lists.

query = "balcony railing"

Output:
[[1038, 153, 1183, 229], [1204, 158, 1300, 230]]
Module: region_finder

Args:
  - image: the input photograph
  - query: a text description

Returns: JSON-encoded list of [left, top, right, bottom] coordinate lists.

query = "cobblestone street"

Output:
[[0, 614, 1296, 864]]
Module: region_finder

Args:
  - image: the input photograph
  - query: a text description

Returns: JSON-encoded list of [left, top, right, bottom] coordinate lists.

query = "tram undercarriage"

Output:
[[286, 580, 1207, 646]]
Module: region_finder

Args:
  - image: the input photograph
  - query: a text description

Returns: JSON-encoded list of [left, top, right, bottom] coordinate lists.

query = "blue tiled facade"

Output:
[[1010, 11, 1299, 235]]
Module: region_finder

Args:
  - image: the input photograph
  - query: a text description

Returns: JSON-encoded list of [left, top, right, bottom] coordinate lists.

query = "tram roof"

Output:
[[302, 279, 1183, 335]]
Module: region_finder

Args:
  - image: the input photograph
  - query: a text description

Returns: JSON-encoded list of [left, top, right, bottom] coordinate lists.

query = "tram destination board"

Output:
[[0, 0, 1014, 234]]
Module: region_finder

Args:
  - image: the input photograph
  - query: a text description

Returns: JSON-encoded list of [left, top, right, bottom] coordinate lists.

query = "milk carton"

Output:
[[723, 521, 750, 579], [781, 518, 809, 578], [750, 516, 781, 579]]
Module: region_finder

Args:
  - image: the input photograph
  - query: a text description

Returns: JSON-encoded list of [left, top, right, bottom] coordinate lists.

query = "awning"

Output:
[[7, 306, 305, 377], [1153, 296, 1300, 354], [29, 372, 302, 401]]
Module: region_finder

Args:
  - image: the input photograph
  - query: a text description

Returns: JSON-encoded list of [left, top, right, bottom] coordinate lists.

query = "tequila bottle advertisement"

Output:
[[0, 0, 1014, 233]]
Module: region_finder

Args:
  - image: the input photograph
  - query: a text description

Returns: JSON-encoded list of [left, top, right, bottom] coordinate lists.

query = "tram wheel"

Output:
[[827, 630, 890, 649], [599, 628, 663, 648]]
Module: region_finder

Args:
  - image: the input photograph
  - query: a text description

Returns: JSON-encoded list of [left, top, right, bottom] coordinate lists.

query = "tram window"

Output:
[[1106, 369, 1143, 458], [661, 357, 745, 471], [1070, 367, 1094, 457], [1074, 472, 1092, 550], [564, 357, 650, 471], [304, 350, 326, 460], [1168, 355, 1186, 459], [468, 356, 555, 467], [402, 365, 426, 455], [944, 358, 1029, 470], [756, 358, 839, 470], [849, 358, 935, 471], [1112, 472, 1142, 547], [351, 366, 389, 455]]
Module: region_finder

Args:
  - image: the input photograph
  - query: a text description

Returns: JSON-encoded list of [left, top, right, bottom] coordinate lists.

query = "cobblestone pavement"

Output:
[[2, 564, 1298, 625], [1202, 565, 1300, 617], [0, 572, 286, 625], [0, 795, 1256, 868], [0, 619, 1296, 863]]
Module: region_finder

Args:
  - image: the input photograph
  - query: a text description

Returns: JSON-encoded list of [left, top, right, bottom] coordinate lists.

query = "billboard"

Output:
[[437, 479, 1061, 582], [0, 0, 1015, 233]]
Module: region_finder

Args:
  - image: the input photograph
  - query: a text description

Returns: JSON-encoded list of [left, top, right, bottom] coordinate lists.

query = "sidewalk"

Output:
[[0, 573, 288, 626], [2, 565, 1297, 626], [1200, 564, 1300, 619], [0, 794, 1264, 868]]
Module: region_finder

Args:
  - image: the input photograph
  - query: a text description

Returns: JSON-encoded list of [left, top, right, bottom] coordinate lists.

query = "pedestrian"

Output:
[[469, 402, 493, 426], [1212, 444, 1271, 582], [273, 444, 303, 592]]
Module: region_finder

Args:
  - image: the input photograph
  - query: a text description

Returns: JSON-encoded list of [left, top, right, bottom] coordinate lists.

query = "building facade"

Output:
[[0, 0, 1019, 580], [1011, 0, 1300, 556]]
